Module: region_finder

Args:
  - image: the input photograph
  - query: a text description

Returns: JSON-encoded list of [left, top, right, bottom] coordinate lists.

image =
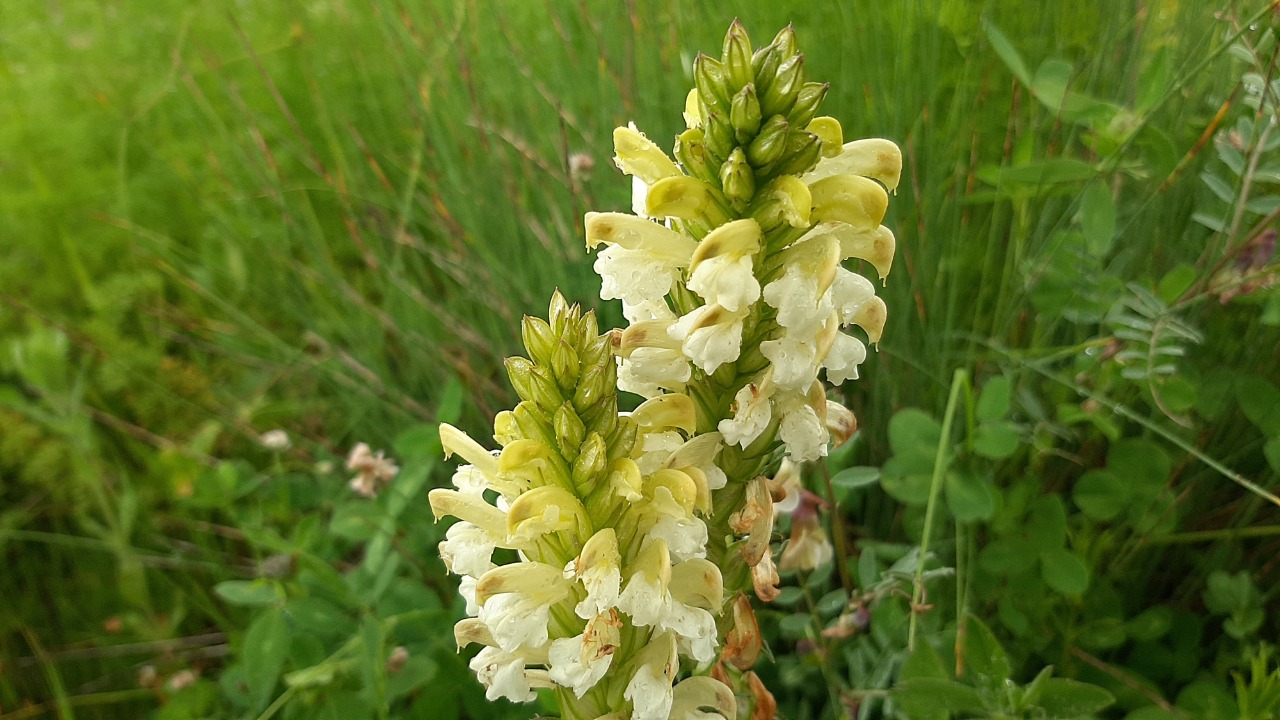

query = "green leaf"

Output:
[[979, 158, 1098, 187], [1027, 495, 1068, 551], [945, 470, 996, 522], [983, 19, 1031, 85], [243, 608, 290, 711], [880, 455, 935, 506], [283, 597, 353, 636], [972, 422, 1021, 459], [831, 465, 881, 496], [1033, 678, 1114, 717], [889, 408, 943, 458], [1236, 375, 1280, 435], [1204, 570, 1256, 614], [1156, 265, 1198, 304], [976, 375, 1012, 422], [1041, 548, 1091, 595], [393, 423, 442, 465], [779, 612, 812, 639], [1107, 439, 1171, 498], [1080, 181, 1117, 255], [1265, 437, 1280, 474], [1126, 605, 1174, 642], [980, 538, 1039, 575], [215, 580, 281, 607], [435, 377, 464, 424], [961, 614, 1011, 684], [1155, 376, 1197, 413], [1073, 469, 1128, 521], [896, 678, 984, 719], [899, 641, 951, 681], [386, 655, 438, 701], [329, 502, 389, 542]]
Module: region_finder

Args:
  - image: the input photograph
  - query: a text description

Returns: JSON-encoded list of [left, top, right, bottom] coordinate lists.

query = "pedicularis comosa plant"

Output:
[[428, 21, 901, 720]]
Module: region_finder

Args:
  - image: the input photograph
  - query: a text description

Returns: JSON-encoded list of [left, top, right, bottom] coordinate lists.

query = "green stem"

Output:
[[908, 368, 967, 652]]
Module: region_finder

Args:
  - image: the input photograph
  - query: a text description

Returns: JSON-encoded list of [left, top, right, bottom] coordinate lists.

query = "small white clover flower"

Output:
[[258, 429, 290, 451], [345, 442, 399, 497]]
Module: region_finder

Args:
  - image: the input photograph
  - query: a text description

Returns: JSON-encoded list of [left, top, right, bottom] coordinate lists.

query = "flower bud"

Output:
[[770, 130, 822, 178], [573, 362, 609, 412], [572, 432, 608, 491], [548, 291, 579, 336], [512, 401, 556, 449], [761, 54, 803, 118], [825, 400, 858, 448], [521, 315, 556, 364], [848, 296, 887, 346], [719, 148, 756, 211], [669, 557, 724, 610], [789, 82, 829, 128], [745, 115, 788, 168], [612, 126, 681, 185], [694, 54, 731, 116], [554, 403, 586, 460], [428, 489, 508, 540], [809, 174, 889, 231], [673, 128, 716, 184], [723, 594, 763, 670], [505, 356, 538, 404], [771, 25, 797, 58], [702, 114, 736, 165], [745, 671, 777, 720], [806, 116, 843, 158], [648, 468, 700, 516], [730, 84, 762, 144], [499, 438, 563, 488], [606, 416, 638, 462], [440, 423, 500, 477], [551, 340, 581, 390], [751, 45, 781, 96], [579, 393, 619, 437], [671, 677, 737, 720], [722, 19, 754, 91], [750, 175, 812, 231]]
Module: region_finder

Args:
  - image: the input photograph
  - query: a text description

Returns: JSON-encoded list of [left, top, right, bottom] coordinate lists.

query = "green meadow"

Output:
[[2, 1, 1278, 718]]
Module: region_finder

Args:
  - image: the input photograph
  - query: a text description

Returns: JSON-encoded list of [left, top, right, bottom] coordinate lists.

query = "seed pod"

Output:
[[729, 84, 762, 145]]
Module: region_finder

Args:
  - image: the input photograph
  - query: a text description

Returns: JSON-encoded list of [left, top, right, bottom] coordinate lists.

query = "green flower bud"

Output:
[[806, 116, 843, 158], [809, 174, 889, 231], [745, 115, 789, 168], [572, 431, 608, 491], [761, 54, 803, 118], [674, 128, 716, 185], [547, 291, 578, 338], [721, 19, 753, 92], [576, 309, 601, 346], [771, 24, 798, 59], [606, 416, 637, 462], [693, 54, 730, 116], [789, 82, 828, 128], [505, 356, 538, 404], [513, 401, 556, 448], [750, 175, 812, 231], [729, 84, 762, 145], [750, 44, 781, 96], [580, 393, 619, 436], [554, 402, 586, 460], [551, 339, 580, 390], [573, 361, 609, 413], [719, 148, 755, 211], [701, 114, 735, 165], [521, 315, 556, 365], [770, 130, 822, 178], [493, 410, 520, 446]]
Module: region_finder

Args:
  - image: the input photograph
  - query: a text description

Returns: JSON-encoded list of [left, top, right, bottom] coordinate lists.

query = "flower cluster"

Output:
[[430, 295, 736, 720], [433, 21, 899, 720], [588, 22, 899, 465]]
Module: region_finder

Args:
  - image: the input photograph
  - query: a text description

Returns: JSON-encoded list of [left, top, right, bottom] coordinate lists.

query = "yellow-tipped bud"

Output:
[[607, 457, 644, 502], [806, 117, 844, 158], [427, 489, 508, 540], [454, 618, 495, 649], [440, 423, 499, 477], [506, 484, 585, 543], [689, 218, 762, 274], [474, 562, 568, 606], [493, 410, 520, 447], [683, 89, 703, 129], [583, 211, 698, 261], [648, 468, 700, 516], [752, 175, 811, 230], [645, 176, 723, 223], [849, 296, 887, 346], [825, 400, 858, 449], [571, 432, 608, 490]]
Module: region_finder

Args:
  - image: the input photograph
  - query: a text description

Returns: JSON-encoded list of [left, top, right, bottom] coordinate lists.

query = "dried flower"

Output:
[[345, 443, 399, 497]]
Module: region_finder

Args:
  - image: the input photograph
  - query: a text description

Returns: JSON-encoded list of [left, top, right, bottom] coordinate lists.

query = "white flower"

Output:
[[762, 265, 832, 339], [586, 213, 698, 306], [618, 348, 692, 398], [668, 304, 747, 374], [823, 332, 868, 385], [624, 634, 678, 720], [569, 529, 622, 619], [778, 399, 829, 463], [450, 464, 491, 496], [669, 677, 737, 720], [258, 429, 290, 450], [439, 521, 496, 578], [760, 336, 820, 391], [660, 601, 718, 664], [718, 376, 774, 449], [646, 513, 708, 562], [469, 646, 537, 703], [685, 219, 763, 312], [547, 612, 620, 697], [617, 540, 671, 627], [475, 563, 572, 652], [459, 575, 480, 616]]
